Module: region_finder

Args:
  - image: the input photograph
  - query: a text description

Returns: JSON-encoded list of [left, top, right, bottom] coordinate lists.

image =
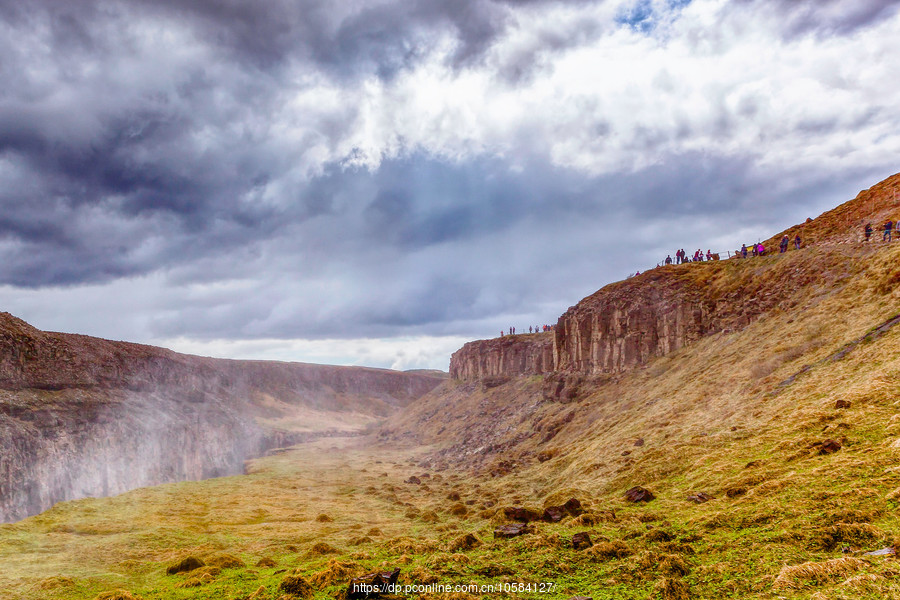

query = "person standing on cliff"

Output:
[[741, 243, 748, 258], [780, 235, 789, 253], [665, 255, 672, 265], [865, 223, 873, 241], [884, 220, 893, 242], [794, 234, 801, 249]]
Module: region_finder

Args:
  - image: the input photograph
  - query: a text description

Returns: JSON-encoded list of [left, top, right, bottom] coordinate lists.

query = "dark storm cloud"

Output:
[[126, 151, 885, 342], [0, 0, 599, 78]]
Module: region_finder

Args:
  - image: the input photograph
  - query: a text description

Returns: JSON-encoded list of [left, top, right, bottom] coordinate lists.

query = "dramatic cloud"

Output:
[[1, 0, 898, 368]]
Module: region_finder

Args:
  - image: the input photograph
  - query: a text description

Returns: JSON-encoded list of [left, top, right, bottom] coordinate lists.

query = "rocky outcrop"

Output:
[[0, 313, 444, 523], [449, 333, 553, 380], [554, 274, 713, 375]]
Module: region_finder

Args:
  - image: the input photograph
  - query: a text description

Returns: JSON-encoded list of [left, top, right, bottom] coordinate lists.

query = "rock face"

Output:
[[0, 313, 444, 523], [449, 333, 553, 380], [554, 273, 713, 375]]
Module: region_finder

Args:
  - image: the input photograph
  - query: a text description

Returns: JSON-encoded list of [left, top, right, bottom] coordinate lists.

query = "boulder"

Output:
[[835, 399, 851, 409], [686, 492, 713, 504], [503, 506, 543, 522], [563, 498, 584, 516], [818, 439, 843, 455], [542, 506, 566, 522], [572, 532, 593, 550], [624, 486, 655, 503], [347, 567, 400, 599], [405, 476, 422, 485]]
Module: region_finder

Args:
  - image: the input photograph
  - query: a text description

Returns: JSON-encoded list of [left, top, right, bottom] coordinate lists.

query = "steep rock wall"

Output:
[[0, 313, 444, 523], [554, 276, 712, 375], [449, 333, 553, 380]]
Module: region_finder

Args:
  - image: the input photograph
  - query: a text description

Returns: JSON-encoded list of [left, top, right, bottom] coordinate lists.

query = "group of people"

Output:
[[664, 249, 716, 265], [778, 234, 802, 253], [499, 324, 555, 337], [661, 232, 805, 267], [864, 220, 900, 242]]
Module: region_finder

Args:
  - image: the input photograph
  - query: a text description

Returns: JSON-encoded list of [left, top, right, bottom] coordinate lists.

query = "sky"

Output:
[[1, 0, 899, 370]]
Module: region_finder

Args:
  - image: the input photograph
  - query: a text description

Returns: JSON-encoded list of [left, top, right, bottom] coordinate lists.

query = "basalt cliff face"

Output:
[[449, 332, 553, 380], [0, 314, 444, 523], [449, 172, 900, 383]]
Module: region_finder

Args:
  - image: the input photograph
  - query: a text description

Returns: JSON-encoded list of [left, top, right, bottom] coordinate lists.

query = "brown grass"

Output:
[[773, 557, 869, 590]]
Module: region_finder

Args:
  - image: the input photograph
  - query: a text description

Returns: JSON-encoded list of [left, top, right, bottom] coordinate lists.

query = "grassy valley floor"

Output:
[[3, 427, 900, 600]]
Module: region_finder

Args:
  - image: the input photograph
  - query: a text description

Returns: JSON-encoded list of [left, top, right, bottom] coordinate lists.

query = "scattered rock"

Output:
[[835, 399, 851, 409], [686, 492, 714, 504], [166, 556, 205, 575], [563, 498, 584, 516], [819, 439, 843, 454], [448, 533, 482, 552], [405, 476, 422, 485], [494, 523, 534, 539], [542, 506, 566, 522], [503, 506, 543, 522], [634, 438, 645, 447], [572, 532, 593, 550], [279, 573, 314, 598], [447, 491, 461, 501], [347, 567, 400, 599], [536, 450, 556, 462], [624, 486, 655, 503]]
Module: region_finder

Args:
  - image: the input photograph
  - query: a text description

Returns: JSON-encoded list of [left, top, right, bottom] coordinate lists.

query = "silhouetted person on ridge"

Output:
[[884, 221, 893, 241], [706, 249, 712, 261], [665, 255, 672, 265], [865, 223, 873, 241], [757, 243, 765, 255], [794, 234, 801, 249], [741, 243, 748, 258], [780, 235, 789, 253]]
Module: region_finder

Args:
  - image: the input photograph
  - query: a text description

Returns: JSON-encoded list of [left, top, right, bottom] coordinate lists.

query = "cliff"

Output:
[[449, 332, 553, 380], [451, 172, 900, 382], [0, 314, 444, 522]]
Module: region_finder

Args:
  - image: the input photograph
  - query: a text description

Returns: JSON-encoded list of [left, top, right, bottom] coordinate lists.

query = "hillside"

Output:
[[0, 316, 444, 523], [2, 172, 900, 600]]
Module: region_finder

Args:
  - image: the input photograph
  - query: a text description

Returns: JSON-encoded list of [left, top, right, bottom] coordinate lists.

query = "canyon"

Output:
[[0, 313, 443, 523]]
